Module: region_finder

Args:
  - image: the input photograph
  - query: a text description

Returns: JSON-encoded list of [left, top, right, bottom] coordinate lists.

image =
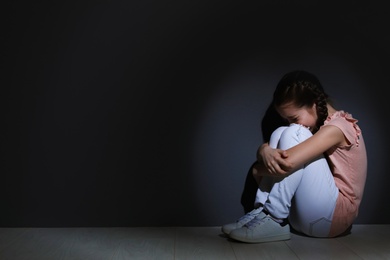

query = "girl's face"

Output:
[[277, 102, 317, 130]]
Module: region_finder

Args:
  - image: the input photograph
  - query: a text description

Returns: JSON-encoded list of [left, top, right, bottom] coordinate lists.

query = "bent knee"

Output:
[[279, 124, 312, 148]]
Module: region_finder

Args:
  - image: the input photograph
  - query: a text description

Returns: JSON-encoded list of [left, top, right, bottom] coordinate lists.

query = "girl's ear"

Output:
[[310, 103, 317, 116]]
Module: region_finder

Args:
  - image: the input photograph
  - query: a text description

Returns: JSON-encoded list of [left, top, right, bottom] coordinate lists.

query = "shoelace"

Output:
[[237, 209, 261, 224], [237, 214, 254, 224], [245, 215, 267, 229]]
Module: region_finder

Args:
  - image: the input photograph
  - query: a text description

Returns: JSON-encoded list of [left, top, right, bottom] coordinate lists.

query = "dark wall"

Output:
[[2, 1, 389, 227]]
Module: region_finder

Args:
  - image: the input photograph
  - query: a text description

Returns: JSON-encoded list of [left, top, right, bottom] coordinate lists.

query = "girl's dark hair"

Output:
[[261, 103, 288, 142], [272, 70, 330, 132]]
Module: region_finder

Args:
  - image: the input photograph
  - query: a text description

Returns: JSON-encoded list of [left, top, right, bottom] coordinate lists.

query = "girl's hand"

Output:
[[257, 143, 290, 175]]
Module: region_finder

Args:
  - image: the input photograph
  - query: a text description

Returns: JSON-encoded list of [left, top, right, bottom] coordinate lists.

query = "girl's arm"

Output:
[[254, 125, 345, 176]]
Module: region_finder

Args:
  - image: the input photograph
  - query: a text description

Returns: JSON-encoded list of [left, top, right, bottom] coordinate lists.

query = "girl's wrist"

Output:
[[257, 142, 269, 160]]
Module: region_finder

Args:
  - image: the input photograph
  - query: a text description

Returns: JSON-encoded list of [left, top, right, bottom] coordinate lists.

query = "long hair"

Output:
[[272, 70, 330, 132], [261, 103, 288, 142]]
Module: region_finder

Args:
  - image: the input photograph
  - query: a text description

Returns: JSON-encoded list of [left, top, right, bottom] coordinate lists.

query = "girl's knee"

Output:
[[269, 126, 289, 148], [278, 124, 312, 149]]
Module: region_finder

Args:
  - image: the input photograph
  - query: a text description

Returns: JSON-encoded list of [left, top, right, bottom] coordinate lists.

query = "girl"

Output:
[[222, 70, 367, 243]]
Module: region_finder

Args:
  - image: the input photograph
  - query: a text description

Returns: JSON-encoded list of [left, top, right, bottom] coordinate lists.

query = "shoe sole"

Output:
[[229, 233, 291, 243], [221, 226, 241, 236], [221, 229, 230, 235]]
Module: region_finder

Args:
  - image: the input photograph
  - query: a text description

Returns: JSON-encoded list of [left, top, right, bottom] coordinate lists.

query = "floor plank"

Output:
[[175, 227, 235, 260], [111, 227, 175, 260], [0, 228, 27, 252], [62, 227, 130, 260], [0, 228, 81, 260], [285, 232, 361, 260], [230, 238, 299, 260], [336, 225, 390, 260], [0, 227, 131, 260], [0, 225, 389, 260]]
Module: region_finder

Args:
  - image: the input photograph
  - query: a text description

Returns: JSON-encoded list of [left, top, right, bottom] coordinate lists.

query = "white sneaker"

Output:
[[229, 212, 291, 243], [221, 207, 263, 235]]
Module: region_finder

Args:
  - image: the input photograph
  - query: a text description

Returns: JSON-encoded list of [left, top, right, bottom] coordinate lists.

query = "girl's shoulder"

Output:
[[324, 110, 362, 146], [325, 110, 358, 124]]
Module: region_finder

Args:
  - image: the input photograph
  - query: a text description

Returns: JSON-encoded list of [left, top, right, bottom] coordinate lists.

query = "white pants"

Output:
[[255, 124, 339, 237]]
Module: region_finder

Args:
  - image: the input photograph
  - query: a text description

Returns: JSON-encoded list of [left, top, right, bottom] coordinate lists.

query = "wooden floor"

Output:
[[0, 225, 389, 259]]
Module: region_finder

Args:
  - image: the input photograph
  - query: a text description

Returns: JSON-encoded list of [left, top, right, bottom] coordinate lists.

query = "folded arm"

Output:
[[253, 125, 345, 177]]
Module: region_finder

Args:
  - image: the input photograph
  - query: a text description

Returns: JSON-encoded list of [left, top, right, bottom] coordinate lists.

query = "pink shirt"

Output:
[[322, 111, 367, 237]]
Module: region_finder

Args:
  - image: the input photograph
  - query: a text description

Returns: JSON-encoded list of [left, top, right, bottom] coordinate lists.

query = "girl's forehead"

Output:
[[277, 102, 307, 117], [278, 102, 298, 112]]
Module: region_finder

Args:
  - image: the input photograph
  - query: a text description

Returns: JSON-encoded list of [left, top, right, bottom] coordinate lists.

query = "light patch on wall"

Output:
[[188, 52, 385, 225], [189, 63, 279, 224]]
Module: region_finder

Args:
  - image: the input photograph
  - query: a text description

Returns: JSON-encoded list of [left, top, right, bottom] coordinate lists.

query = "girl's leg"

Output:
[[222, 126, 289, 235], [254, 126, 288, 208], [263, 124, 339, 237]]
